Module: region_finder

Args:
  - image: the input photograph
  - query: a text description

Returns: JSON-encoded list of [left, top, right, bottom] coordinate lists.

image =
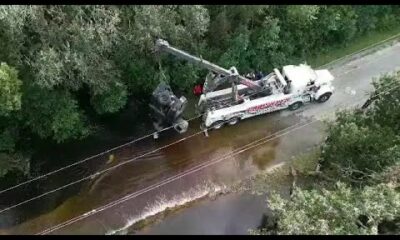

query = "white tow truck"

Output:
[[201, 64, 334, 129], [151, 39, 334, 136]]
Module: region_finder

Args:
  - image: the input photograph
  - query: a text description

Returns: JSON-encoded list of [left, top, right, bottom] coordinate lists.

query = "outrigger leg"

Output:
[[203, 129, 209, 137], [152, 121, 163, 140], [153, 132, 159, 139], [200, 124, 209, 137]]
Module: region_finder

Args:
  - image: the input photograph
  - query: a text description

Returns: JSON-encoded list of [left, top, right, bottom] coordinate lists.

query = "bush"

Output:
[[255, 182, 400, 235]]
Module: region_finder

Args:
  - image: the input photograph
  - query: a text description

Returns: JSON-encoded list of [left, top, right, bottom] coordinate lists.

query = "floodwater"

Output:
[[0, 105, 323, 235], [0, 41, 400, 235], [138, 192, 271, 235]]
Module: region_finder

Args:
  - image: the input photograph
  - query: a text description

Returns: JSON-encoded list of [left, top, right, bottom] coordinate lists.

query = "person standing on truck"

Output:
[[307, 80, 317, 92], [255, 71, 264, 80], [245, 71, 256, 80], [250, 71, 256, 80]]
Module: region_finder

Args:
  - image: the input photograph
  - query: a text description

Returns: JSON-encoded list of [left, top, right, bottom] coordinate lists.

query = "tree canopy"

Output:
[[256, 182, 400, 235]]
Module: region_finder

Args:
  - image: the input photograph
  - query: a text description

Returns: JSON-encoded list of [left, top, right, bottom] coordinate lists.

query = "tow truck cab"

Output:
[[281, 64, 335, 100]]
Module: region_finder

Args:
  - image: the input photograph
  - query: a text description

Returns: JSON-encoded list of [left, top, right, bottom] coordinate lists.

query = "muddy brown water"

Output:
[[137, 192, 272, 235], [0, 106, 324, 235]]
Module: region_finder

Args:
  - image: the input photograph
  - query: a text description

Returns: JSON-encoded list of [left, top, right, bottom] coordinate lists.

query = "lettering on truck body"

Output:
[[247, 97, 291, 114]]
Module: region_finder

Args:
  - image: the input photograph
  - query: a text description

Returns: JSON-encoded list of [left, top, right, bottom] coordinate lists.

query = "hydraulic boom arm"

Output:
[[155, 39, 261, 91]]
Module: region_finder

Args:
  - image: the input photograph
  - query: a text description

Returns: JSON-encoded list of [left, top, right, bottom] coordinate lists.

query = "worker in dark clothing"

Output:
[[255, 71, 264, 80], [307, 80, 318, 92]]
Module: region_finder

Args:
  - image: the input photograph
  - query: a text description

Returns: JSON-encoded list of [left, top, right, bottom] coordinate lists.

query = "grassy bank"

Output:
[[308, 27, 400, 67]]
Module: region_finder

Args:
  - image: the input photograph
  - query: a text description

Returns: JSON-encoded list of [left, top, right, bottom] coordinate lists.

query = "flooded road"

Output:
[[138, 192, 270, 235], [1, 41, 400, 235]]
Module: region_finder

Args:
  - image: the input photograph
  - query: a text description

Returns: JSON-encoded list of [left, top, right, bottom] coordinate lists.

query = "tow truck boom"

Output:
[[155, 39, 261, 92]]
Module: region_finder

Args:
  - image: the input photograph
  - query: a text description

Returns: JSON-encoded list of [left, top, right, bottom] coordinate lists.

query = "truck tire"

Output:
[[228, 117, 240, 126], [289, 102, 302, 111], [157, 92, 171, 106], [317, 93, 332, 103], [211, 120, 225, 130]]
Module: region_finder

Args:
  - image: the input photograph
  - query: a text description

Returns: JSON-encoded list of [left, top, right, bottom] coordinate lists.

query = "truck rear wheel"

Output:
[[228, 117, 240, 126], [289, 102, 302, 111], [317, 93, 332, 103], [211, 120, 225, 130]]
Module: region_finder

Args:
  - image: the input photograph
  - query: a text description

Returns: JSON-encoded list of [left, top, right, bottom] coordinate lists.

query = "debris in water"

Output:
[[107, 154, 115, 164]]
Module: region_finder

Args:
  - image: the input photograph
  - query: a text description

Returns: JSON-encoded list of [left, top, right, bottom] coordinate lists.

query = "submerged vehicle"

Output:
[[149, 82, 188, 139]]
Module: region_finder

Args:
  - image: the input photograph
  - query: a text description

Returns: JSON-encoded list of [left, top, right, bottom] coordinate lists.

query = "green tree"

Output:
[[0, 63, 22, 116], [0, 152, 30, 178], [281, 5, 320, 57], [0, 5, 36, 66], [22, 85, 90, 143], [218, 27, 252, 71], [90, 81, 128, 114], [250, 16, 285, 70], [367, 73, 400, 133], [253, 183, 400, 235], [320, 73, 400, 181], [117, 5, 210, 96], [310, 6, 357, 51], [353, 5, 380, 34], [25, 6, 123, 97], [320, 111, 399, 180]]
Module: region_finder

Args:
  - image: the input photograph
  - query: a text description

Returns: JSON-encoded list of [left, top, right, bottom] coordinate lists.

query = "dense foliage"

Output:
[[320, 73, 400, 182], [256, 182, 400, 235], [1, 5, 400, 178]]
